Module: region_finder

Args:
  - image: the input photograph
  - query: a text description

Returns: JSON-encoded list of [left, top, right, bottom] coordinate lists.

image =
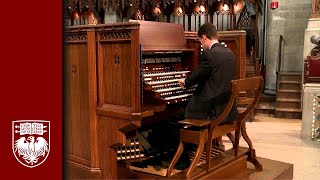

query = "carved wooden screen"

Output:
[[64, 0, 245, 32], [236, 4, 256, 56]]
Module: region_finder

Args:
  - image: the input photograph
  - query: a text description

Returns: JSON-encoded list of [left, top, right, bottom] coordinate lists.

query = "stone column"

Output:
[[302, 84, 320, 140]]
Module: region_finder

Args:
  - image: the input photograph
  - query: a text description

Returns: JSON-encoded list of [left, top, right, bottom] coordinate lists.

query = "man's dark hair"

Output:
[[197, 23, 217, 40]]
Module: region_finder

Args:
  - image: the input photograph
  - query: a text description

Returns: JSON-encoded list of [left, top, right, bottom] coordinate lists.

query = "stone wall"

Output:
[[265, 0, 312, 94]]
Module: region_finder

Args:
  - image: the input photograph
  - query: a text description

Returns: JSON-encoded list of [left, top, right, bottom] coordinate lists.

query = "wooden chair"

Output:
[[167, 76, 264, 177]]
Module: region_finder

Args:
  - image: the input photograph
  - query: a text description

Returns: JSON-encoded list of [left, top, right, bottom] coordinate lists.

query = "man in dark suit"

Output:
[[179, 22, 238, 123], [148, 23, 238, 169]]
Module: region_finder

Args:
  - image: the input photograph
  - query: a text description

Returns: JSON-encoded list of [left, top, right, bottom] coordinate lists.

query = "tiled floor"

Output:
[[223, 115, 320, 180]]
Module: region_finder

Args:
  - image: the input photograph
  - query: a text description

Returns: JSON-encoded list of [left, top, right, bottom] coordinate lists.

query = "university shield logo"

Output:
[[12, 120, 50, 168]]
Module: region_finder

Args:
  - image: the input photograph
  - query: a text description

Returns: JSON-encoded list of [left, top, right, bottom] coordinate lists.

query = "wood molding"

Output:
[[65, 153, 91, 167], [312, 0, 320, 18], [65, 159, 101, 179], [97, 104, 132, 120]]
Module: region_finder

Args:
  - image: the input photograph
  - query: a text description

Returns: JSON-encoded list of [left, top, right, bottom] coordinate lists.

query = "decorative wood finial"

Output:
[[311, 0, 320, 18]]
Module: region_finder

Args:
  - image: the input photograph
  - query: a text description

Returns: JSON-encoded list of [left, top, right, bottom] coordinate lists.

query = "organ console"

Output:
[[64, 21, 247, 179]]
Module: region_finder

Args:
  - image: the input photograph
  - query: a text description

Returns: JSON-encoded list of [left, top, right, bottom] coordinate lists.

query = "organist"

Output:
[[148, 23, 239, 169]]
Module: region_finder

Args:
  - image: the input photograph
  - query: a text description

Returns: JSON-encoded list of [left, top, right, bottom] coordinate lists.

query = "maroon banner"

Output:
[[0, 1, 62, 179]]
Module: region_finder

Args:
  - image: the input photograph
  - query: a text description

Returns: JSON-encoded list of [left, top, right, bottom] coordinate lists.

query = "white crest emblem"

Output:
[[12, 120, 50, 168]]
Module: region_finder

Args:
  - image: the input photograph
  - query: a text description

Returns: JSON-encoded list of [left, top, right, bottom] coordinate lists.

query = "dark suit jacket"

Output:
[[184, 43, 238, 124]]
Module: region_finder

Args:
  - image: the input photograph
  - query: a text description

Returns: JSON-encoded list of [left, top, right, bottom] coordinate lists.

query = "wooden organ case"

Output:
[[64, 21, 246, 179]]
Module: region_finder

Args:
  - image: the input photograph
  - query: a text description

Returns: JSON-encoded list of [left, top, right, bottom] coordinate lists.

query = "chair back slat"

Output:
[[231, 77, 263, 96], [232, 76, 263, 123], [210, 76, 263, 128]]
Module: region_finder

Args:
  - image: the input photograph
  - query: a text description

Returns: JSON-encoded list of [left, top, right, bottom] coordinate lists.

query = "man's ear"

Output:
[[202, 35, 208, 41]]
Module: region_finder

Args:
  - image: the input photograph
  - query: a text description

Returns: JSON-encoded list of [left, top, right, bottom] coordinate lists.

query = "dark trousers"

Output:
[[148, 109, 185, 154]]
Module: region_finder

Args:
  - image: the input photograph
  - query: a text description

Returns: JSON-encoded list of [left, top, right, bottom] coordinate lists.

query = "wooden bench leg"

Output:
[[205, 138, 212, 172], [167, 141, 184, 177], [186, 138, 206, 177], [241, 123, 263, 171], [234, 128, 241, 157], [226, 132, 235, 149]]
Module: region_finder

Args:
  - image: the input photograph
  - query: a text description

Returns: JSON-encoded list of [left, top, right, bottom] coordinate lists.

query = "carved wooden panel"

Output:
[[218, 31, 246, 80], [65, 32, 88, 42], [100, 42, 132, 106], [136, 20, 191, 51], [64, 28, 101, 179], [236, 5, 254, 34], [99, 31, 131, 40], [312, 0, 320, 18], [64, 43, 91, 160], [98, 116, 133, 178]]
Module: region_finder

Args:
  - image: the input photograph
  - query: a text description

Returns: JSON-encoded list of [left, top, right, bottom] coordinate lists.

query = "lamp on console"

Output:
[[152, 4, 161, 16], [194, 0, 206, 15], [233, 0, 245, 14], [71, 9, 80, 25], [222, 3, 230, 12], [173, 1, 184, 16]]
